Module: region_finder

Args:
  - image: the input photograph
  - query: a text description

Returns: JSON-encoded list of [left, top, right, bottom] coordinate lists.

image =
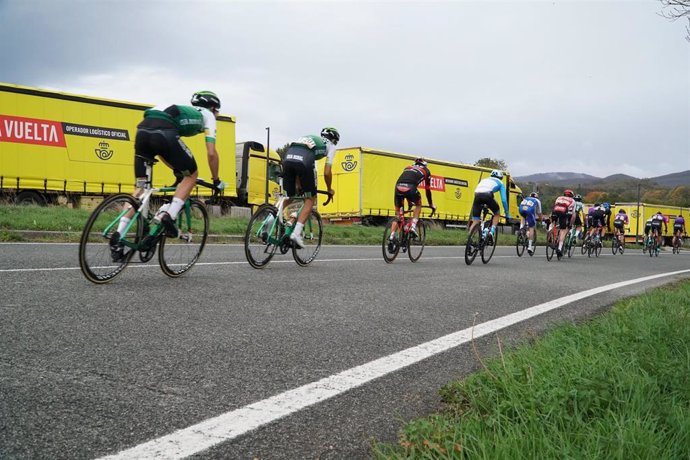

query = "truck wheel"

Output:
[[16, 191, 46, 206]]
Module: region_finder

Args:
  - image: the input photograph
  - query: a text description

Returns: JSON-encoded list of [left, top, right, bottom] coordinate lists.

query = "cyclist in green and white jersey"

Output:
[[111, 91, 223, 260], [281, 127, 339, 248]]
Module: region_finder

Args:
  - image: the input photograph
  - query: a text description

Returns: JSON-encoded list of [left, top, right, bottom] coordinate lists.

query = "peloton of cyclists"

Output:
[[388, 158, 436, 249], [550, 189, 576, 259], [518, 192, 543, 256]]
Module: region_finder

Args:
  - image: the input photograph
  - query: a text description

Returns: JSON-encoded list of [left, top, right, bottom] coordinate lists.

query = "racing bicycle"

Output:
[[465, 205, 499, 265], [515, 225, 533, 257], [612, 228, 626, 255], [382, 205, 435, 263], [244, 186, 332, 269], [79, 159, 218, 284], [672, 233, 685, 254]]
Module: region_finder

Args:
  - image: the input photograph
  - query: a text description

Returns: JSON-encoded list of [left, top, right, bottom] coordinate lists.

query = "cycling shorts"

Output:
[[574, 215, 582, 227], [552, 211, 572, 230], [650, 221, 663, 232], [674, 224, 684, 233], [644, 223, 652, 235], [394, 183, 421, 209], [471, 192, 499, 219], [613, 221, 625, 231], [519, 207, 537, 228], [134, 121, 197, 178], [591, 217, 605, 228], [282, 146, 317, 197]]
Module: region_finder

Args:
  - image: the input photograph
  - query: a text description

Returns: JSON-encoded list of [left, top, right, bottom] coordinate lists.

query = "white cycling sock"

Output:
[[116, 217, 130, 235], [294, 222, 304, 236], [166, 197, 185, 220]]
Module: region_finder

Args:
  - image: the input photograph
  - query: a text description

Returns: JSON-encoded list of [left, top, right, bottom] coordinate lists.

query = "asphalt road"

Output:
[[1, 242, 689, 459]]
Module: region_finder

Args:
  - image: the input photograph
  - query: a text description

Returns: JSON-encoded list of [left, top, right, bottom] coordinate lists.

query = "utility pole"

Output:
[[265, 127, 270, 204]]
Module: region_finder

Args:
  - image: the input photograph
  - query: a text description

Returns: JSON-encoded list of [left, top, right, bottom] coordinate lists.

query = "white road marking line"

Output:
[[97, 268, 690, 460]]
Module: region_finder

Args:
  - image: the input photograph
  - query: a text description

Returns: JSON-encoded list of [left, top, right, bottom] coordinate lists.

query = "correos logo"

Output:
[[341, 154, 357, 172]]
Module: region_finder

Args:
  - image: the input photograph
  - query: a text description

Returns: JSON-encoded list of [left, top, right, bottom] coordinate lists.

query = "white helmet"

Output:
[[490, 169, 504, 179]]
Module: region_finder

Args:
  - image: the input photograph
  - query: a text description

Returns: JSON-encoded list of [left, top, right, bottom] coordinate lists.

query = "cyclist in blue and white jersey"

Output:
[[518, 192, 543, 255], [469, 170, 511, 241], [281, 127, 339, 248]]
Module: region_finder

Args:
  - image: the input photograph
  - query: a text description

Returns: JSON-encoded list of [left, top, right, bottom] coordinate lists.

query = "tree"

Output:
[[474, 157, 508, 170], [659, 0, 690, 41], [275, 143, 291, 159]]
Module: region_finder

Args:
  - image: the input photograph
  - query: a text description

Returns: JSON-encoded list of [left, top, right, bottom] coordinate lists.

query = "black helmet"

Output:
[[574, 194, 582, 202], [618, 209, 626, 214], [529, 192, 538, 198], [414, 157, 427, 167], [320, 127, 340, 145], [191, 91, 221, 110]]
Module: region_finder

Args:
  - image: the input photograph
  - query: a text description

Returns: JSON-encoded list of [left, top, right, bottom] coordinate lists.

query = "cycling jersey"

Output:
[[674, 216, 685, 232], [613, 212, 629, 229], [143, 105, 217, 141], [472, 177, 509, 220], [588, 206, 605, 227], [650, 213, 667, 232], [394, 164, 431, 208], [552, 196, 575, 229], [573, 201, 585, 227], [519, 197, 541, 228], [282, 135, 337, 197]]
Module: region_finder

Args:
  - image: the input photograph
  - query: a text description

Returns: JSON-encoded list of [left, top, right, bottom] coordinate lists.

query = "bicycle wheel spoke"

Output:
[[159, 200, 208, 277], [464, 224, 480, 265], [293, 210, 323, 266], [382, 218, 401, 263], [79, 194, 141, 284], [244, 204, 279, 269], [408, 221, 426, 262]]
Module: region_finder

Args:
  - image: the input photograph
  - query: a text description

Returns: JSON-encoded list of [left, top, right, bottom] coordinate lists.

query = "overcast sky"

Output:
[[1, 0, 688, 178]]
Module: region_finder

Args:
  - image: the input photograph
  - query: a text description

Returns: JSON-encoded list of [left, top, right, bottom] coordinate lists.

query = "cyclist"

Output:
[[612, 209, 629, 248], [673, 214, 686, 248], [650, 210, 668, 250], [111, 90, 223, 261], [551, 189, 576, 258], [388, 158, 436, 247], [468, 170, 511, 242], [642, 217, 653, 252], [600, 202, 612, 238], [587, 203, 606, 241], [518, 192, 543, 255], [573, 194, 585, 240], [281, 127, 339, 248]]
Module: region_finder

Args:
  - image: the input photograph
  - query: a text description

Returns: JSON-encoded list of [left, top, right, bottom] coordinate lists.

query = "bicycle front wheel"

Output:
[[612, 236, 618, 255], [79, 194, 142, 284], [293, 210, 323, 266], [245, 204, 280, 269], [465, 224, 480, 265], [382, 218, 401, 263], [481, 227, 497, 264], [408, 220, 426, 262], [159, 199, 208, 278]]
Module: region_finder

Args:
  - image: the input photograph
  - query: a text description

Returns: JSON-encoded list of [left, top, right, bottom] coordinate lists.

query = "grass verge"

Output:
[[372, 280, 690, 459]]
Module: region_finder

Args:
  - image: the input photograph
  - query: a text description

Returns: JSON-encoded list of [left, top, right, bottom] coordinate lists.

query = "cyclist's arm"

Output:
[[323, 142, 336, 195], [498, 182, 509, 218], [201, 110, 220, 180]]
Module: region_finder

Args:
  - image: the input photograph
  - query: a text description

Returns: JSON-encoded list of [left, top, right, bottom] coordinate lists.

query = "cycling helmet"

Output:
[[490, 169, 504, 179], [563, 189, 574, 197], [529, 192, 538, 198], [414, 157, 427, 167], [618, 209, 626, 214], [320, 127, 340, 145], [594, 202, 601, 207], [574, 194, 582, 202], [191, 91, 221, 110], [602, 202, 611, 210]]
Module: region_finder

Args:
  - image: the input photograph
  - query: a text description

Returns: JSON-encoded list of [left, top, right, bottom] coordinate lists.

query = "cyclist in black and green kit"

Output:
[[281, 127, 339, 248], [110, 91, 223, 261]]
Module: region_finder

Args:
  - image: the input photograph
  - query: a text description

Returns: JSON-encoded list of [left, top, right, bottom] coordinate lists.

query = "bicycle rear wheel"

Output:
[[244, 204, 280, 269], [612, 237, 618, 255], [515, 231, 526, 257], [293, 210, 323, 266], [464, 224, 480, 265], [594, 239, 602, 257], [382, 218, 401, 263], [481, 226, 497, 264], [79, 194, 142, 284], [159, 199, 208, 278], [567, 234, 575, 258], [407, 221, 426, 262], [545, 229, 555, 261]]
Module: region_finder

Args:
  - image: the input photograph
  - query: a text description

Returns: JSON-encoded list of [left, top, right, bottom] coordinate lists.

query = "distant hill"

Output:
[[514, 172, 599, 185], [514, 170, 690, 187]]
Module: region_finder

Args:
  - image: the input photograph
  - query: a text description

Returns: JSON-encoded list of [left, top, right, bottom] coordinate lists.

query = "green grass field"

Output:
[[373, 281, 690, 459]]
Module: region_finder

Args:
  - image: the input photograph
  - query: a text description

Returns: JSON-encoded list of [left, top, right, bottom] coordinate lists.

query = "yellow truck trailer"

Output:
[[0, 83, 278, 209], [235, 141, 282, 207], [608, 202, 689, 244], [316, 147, 522, 225]]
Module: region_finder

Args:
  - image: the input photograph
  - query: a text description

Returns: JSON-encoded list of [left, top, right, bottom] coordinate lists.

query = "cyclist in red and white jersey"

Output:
[[551, 189, 576, 258], [389, 158, 436, 241]]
